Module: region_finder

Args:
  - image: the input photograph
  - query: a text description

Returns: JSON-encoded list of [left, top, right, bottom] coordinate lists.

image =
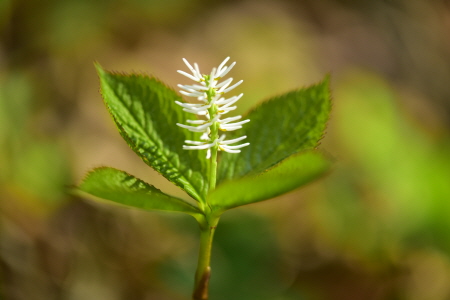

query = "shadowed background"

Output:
[[1, 0, 450, 299]]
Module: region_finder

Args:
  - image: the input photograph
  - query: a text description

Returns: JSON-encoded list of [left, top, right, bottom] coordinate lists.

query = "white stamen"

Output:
[[177, 70, 199, 82], [194, 63, 201, 79], [186, 120, 208, 124], [221, 143, 250, 150], [218, 106, 237, 114], [216, 61, 236, 78], [220, 135, 247, 145], [219, 115, 242, 124], [222, 80, 243, 93], [182, 58, 199, 78], [217, 57, 230, 74], [215, 78, 233, 88]]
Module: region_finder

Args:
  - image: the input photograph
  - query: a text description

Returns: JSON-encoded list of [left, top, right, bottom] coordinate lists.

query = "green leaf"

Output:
[[209, 151, 330, 212], [96, 64, 208, 202], [218, 76, 331, 182], [77, 167, 202, 216]]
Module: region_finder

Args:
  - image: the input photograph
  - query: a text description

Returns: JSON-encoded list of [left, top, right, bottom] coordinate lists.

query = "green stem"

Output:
[[195, 144, 218, 299], [193, 84, 221, 300], [192, 216, 219, 300], [209, 146, 218, 191], [207, 90, 219, 193]]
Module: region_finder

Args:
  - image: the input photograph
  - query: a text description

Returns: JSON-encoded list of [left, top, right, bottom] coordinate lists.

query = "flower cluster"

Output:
[[176, 57, 250, 159]]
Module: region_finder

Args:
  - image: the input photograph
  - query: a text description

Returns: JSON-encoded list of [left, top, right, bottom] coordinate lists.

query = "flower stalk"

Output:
[[176, 57, 250, 300]]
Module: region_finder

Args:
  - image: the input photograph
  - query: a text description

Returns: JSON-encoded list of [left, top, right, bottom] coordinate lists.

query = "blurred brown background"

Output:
[[1, 0, 450, 299]]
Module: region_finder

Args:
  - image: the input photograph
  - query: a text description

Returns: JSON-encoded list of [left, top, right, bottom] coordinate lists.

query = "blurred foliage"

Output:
[[1, 0, 450, 300]]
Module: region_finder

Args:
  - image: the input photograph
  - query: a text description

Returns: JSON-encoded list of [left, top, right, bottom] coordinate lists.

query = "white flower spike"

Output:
[[176, 57, 249, 158]]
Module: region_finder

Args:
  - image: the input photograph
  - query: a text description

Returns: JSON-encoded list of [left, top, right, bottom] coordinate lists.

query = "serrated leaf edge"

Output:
[[211, 150, 332, 212], [218, 75, 332, 181], [95, 64, 206, 202], [77, 166, 202, 216]]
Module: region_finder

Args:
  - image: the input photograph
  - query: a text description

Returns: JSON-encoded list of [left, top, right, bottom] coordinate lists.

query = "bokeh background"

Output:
[[2, 0, 450, 299]]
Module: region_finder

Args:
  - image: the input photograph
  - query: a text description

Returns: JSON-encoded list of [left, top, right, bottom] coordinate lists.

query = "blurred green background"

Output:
[[2, 0, 450, 299]]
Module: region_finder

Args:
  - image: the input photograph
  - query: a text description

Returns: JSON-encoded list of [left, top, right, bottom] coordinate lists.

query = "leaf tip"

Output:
[[94, 61, 105, 75]]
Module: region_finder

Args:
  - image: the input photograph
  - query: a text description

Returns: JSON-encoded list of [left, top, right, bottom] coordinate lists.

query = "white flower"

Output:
[[176, 57, 250, 158]]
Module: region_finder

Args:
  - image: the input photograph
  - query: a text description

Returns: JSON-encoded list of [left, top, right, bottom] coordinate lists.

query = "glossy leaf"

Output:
[[96, 64, 208, 201], [218, 76, 331, 183], [77, 167, 202, 216], [209, 151, 330, 212]]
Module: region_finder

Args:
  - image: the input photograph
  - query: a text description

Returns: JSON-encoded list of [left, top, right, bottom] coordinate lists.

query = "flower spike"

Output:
[[176, 57, 249, 157]]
